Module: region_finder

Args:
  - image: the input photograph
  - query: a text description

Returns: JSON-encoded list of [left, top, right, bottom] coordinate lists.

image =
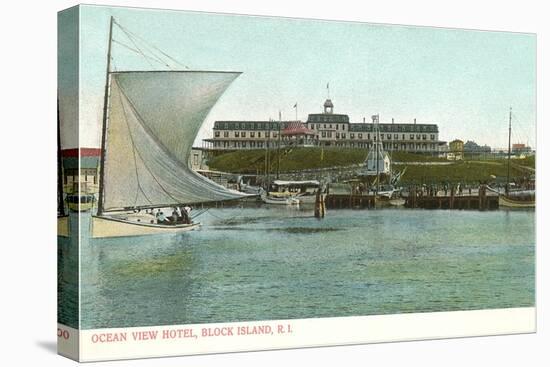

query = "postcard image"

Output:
[[57, 4, 536, 362]]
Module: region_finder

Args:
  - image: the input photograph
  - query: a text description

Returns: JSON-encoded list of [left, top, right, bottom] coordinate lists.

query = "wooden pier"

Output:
[[405, 184, 498, 210], [324, 185, 499, 210], [325, 194, 376, 209]]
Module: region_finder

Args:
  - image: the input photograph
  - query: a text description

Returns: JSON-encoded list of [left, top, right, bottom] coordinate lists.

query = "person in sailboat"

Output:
[[171, 208, 180, 225], [156, 211, 169, 224], [183, 205, 192, 224]]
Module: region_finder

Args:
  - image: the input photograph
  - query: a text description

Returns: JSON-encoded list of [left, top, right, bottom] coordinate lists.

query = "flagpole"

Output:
[[277, 111, 281, 179]]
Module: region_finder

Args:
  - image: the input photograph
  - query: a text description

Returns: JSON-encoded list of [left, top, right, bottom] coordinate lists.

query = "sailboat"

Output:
[[357, 115, 403, 205], [498, 108, 535, 208], [83, 17, 249, 238]]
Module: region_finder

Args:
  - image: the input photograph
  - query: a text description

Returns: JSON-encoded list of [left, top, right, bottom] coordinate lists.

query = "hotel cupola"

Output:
[[323, 99, 334, 114]]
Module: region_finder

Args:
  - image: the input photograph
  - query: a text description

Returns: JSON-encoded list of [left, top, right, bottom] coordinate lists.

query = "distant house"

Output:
[[464, 140, 491, 153], [61, 148, 101, 194], [448, 139, 464, 160], [512, 143, 533, 155]]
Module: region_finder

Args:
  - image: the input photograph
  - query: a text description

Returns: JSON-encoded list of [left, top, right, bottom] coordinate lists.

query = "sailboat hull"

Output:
[[261, 196, 300, 205], [499, 195, 535, 208], [91, 215, 200, 238]]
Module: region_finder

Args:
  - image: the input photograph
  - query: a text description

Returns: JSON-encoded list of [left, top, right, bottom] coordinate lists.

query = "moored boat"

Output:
[[498, 108, 535, 209]]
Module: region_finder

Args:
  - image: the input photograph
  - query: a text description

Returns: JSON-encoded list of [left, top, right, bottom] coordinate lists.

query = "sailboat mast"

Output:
[[97, 16, 115, 215], [375, 115, 380, 193], [57, 98, 65, 216], [506, 107, 512, 193], [277, 111, 281, 179], [267, 119, 271, 187]]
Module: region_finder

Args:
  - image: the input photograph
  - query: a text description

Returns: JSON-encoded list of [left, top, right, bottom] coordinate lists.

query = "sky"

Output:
[[58, 4, 536, 150]]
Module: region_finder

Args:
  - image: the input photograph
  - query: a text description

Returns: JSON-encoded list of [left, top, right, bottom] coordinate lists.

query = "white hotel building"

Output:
[[203, 99, 446, 153]]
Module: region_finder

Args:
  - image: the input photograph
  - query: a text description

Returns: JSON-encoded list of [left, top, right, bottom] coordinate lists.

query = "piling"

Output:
[[314, 189, 326, 218]]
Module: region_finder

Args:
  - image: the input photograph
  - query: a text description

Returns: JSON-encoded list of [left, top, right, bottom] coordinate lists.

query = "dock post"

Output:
[[314, 189, 325, 218], [478, 184, 487, 210], [449, 184, 454, 209]]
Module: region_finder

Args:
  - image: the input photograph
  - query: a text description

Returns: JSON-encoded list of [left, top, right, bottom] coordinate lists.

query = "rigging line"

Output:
[[112, 39, 170, 68], [113, 30, 170, 68], [114, 20, 190, 70], [114, 23, 155, 69], [113, 21, 170, 67], [116, 79, 154, 207], [115, 33, 173, 70], [190, 208, 209, 219], [204, 205, 246, 220]]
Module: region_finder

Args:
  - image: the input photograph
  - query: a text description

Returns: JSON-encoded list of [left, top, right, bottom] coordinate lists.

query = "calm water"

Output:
[[60, 207, 535, 329]]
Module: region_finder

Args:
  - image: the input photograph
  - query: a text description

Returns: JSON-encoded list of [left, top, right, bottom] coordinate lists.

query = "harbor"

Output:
[[56, 10, 536, 336], [59, 207, 535, 329]]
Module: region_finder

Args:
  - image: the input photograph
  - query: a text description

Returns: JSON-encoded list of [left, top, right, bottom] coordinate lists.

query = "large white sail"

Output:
[[101, 71, 246, 211]]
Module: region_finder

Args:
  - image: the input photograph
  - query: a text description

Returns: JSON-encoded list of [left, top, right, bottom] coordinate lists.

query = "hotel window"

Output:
[[394, 134, 398, 140], [214, 131, 220, 137], [273, 133, 278, 138], [336, 132, 340, 139], [358, 133, 362, 139], [234, 131, 239, 137], [336, 125, 339, 130], [224, 123, 228, 129], [350, 133, 355, 139], [321, 131, 326, 138], [323, 124, 326, 128], [402, 134, 405, 140], [241, 132, 246, 137], [422, 134, 427, 140], [317, 124, 320, 129], [250, 141, 255, 148], [329, 124, 332, 129], [410, 134, 414, 139], [430, 134, 435, 140], [416, 134, 421, 140], [327, 131, 333, 138], [367, 133, 370, 140], [224, 131, 229, 137], [266, 131, 270, 138], [387, 134, 391, 140], [342, 133, 346, 139], [242, 142, 247, 148], [250, 132, 255, 138], [310, 124, 314, 129], [342, 124, 346, 130]]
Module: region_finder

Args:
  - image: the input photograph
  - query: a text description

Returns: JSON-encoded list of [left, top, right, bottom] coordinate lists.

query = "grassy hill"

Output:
[[394, 161, 527, 184], [206, 147, 533, 184], [207, 148, 446, 174]]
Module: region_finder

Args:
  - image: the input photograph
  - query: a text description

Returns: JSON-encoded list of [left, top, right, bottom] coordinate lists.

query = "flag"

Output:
[[293, 103, 297, 108], [326, 82, 329, 89]]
